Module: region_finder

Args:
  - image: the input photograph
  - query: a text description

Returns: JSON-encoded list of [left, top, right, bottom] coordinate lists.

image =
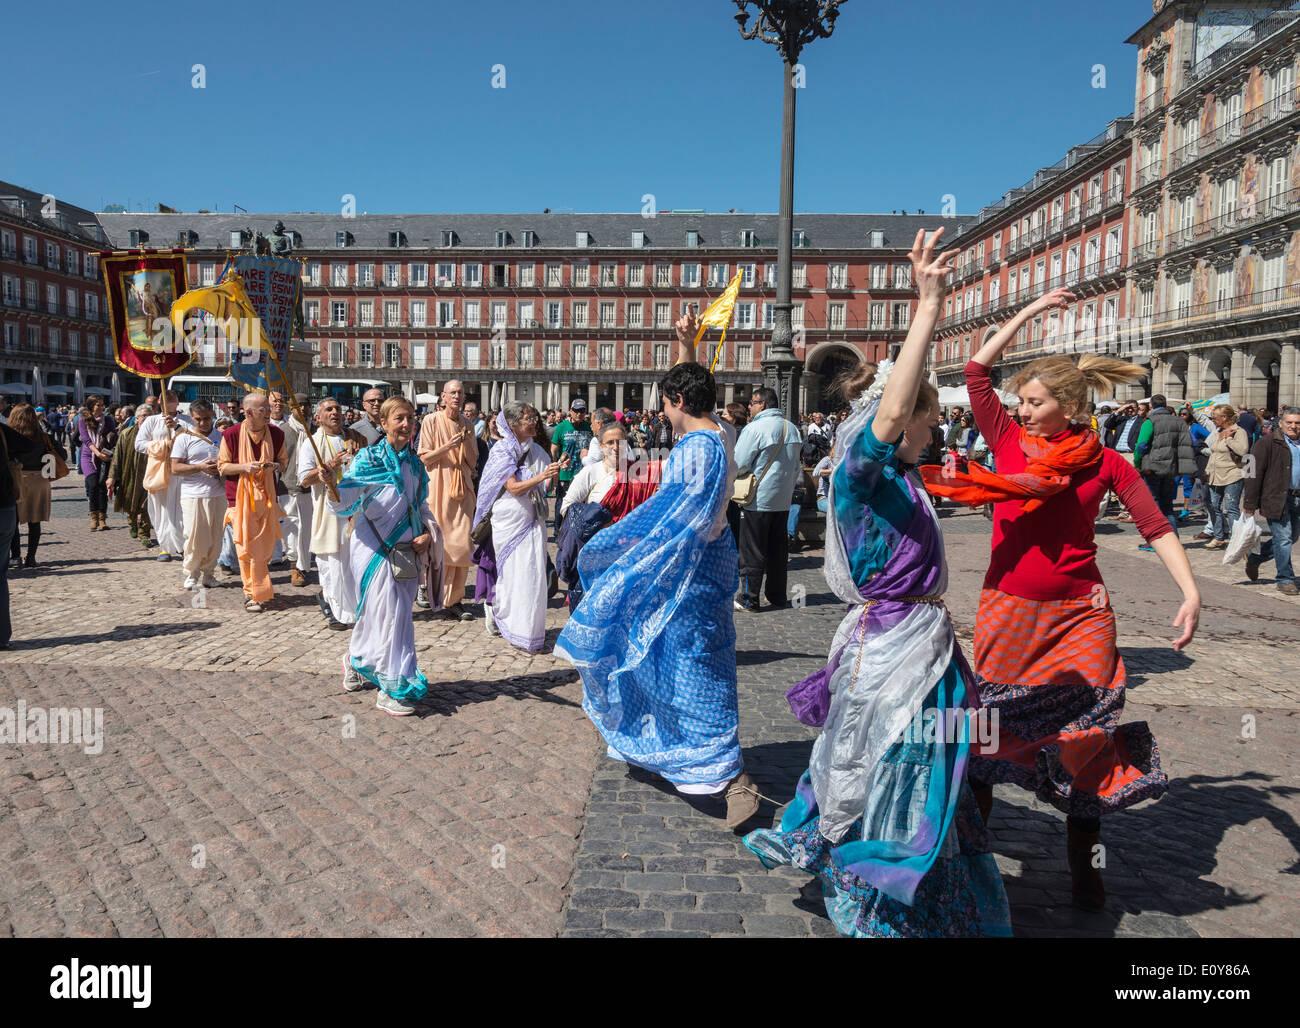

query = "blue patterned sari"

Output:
[[556, 429, 743, 790]]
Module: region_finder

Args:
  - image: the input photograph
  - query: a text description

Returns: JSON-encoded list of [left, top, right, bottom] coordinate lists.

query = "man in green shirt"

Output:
[[550, 398, 590, 537]]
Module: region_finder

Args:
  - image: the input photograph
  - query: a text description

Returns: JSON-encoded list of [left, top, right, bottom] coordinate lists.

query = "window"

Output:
[[436, 262, 455, 286], [46, 283, 58, 313], [384, 263, 400, 286], [739, 262, 756, 287], [463, 263, 482, 288], [85, 253, 98, 280], [517, 301, 534, 328], [653, 343, 670, 368], [1218, 177, 1238, 221], [573, 262, 590, 287], [389, 231, 406, 248], [654, 263, 672, 287], [491, 336, 508, 367], [740, 230, 757, 247], [1050, 252, 1062, 287], [411, 300, 426, 327], [709, 263, 729, 287], [1034, 258, 1046, 287], [1105, 228, 1122, 271], [384, 300, 400, 326], [359, 341, 374, 365], [735, 343, 752, 369], [67, 330, 79, 356], [201, 263, 216, 287], [627, 263, 644, 287], [329, 341, 345, 365], [827, 302, 845, 330], [1175, 276, 1192, 316], [870, 263, 888, 289], [66, 249, 79, 275], [869, 230, 885, 247], [1066, 245, 1081, 285], [441, 230, 457, 247], [681, 263, 700, 288], [495, 230, 509, 248], [330, 300, 348, 326], [305, 301, 320, 326], [437, 301, 454, 327], [737, 302, 755, 329], [491, 301, 508, 328], [308, 263, 322, 286], [411, 342, 427, 367], [869, 301, 886, 329], [599, 343, 614, 369], [792, 264, 806, 288], [332, 264, 349, 287], [686, 230, 699, 248], [1272, 64, 1296, 114], [893, 302, 910, 328], [438, 342, 454, 369], [46, 242, 59, 268], [48, 327, 59, 356], [518, 263, 535, 287], [792, 303, 805, 330], [626, 300, 643, 327], [359, 300, 374, 326], [599, 300, 615, 327], [828, 263, 848, 289], [764, 264, 778, 288], [546, 263, 562, 287], [358, 263, 374, 286], [654, 301, 671, 328], [546, 301, 563, 328], [545, 343, 561, 368], [576, 231, 590, 248], [464, 300, 481, 328], [632, 230, 645, 249], [572, 342, 588, 367], [600, 263, 617, 287], [522, 230, 536, 248], [335, 231, 350, 248], [409, 263, 428, 287], [385, 342, 402, 366], [893, 264, 910, 289], [626, 342, 642, 367], [1140, 287, 1154, 320], [762, 302, 776, 329]]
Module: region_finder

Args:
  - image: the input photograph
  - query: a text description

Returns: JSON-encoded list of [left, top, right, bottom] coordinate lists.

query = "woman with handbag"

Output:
[[472, 402, 565, 651], [77, 395, 116, 531], [329, 397, 437, 717], [1200, 404, 1249, 549], [5, 405, 64, 569]]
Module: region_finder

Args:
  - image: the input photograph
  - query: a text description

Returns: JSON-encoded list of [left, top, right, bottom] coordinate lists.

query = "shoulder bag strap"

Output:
[[754, 423, 789, 488]]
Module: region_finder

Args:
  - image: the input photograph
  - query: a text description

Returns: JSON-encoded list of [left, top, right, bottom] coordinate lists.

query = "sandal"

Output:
[[244, 599, 263, 613]]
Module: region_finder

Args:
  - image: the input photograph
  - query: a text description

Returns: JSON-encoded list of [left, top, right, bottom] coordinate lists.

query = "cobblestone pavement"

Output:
[[561, 504, 1300, 939], [0, 479, 601, 937], [3, 480, 1297, 936]]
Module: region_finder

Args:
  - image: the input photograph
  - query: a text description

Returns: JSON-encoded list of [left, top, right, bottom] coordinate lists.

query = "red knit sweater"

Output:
[[966, 361, 1172, 600]]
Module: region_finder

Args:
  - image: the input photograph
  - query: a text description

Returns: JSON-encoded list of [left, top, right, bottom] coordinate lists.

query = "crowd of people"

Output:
[[3, 226, 1299, 934]]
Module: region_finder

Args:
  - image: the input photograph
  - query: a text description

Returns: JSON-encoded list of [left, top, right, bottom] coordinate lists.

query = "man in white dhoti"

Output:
[[299, 397, 365, 630], [169, 400, 225, 590], [134, 389, 193, 563], [270, 390, 312, 587]]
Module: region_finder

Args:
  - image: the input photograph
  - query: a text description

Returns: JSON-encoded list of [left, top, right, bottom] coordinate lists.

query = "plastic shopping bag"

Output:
[[1222, 512, 1262, 566]]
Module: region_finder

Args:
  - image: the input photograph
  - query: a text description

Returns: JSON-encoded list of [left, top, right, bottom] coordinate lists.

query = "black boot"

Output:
[[1066, 819, 1106, 912]]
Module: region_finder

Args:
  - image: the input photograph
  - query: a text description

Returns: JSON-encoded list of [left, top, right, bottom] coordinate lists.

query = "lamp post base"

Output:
[[762, 354, 803, 421]]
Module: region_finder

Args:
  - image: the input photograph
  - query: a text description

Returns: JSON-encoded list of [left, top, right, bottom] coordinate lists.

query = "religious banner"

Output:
[[168, 271, 290, 396], [100, 249, 193, 379], [221, 255, 301, 395]]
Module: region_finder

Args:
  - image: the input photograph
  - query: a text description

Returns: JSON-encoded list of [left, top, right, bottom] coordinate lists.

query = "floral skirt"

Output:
[[970, 588, 1167, 819]]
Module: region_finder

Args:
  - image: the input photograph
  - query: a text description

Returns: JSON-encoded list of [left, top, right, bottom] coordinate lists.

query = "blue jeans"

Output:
[[1142, 472, 1179, 536], [787, 496, 830, 537], [1206, 480, 1244, 540], [219, 521, 237, 568], [1254, 493, 1300, 584], [0, 506, 15, 645]]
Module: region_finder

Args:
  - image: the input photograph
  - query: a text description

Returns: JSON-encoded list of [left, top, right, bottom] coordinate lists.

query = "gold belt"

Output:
[[849, 595, 947, 693]]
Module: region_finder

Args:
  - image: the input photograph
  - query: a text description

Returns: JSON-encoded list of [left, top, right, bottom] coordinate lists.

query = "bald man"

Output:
[[217, 393, 287, 613], [417, 378, 478, 619], [134, 389, 194, 562], [353, 387, 386, 446]]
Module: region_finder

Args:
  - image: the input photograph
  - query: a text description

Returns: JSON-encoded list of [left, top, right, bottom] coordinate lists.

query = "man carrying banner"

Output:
[[107, 400, 155, 548], [217, 393, 286, 613], [299, 397, 365, 629], [134, 390, 194, 563], [270, 390, 312, 587], [417, 378, 478, 619]]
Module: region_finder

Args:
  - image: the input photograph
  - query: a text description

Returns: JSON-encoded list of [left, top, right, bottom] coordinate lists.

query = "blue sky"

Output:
[[4, 0, 1148, 217]]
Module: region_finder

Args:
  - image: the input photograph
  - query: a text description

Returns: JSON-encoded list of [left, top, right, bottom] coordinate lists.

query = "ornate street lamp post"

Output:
[[735, 0, 843, 422]]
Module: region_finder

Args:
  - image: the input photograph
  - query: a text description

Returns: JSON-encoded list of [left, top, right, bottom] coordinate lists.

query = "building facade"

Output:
[[1128, 0, 1300, 410], [95, 212, 955, 413], [933, 119, 1136, 390], [0, 182, 125, 406]]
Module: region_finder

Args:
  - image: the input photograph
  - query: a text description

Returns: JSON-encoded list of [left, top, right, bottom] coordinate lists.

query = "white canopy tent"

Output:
[[73, 368, 84, 406], [647, 381, 660, 411], [32, 366, 44, 406], [937, 384, 1018, 408], [110, 371, 122, 406], [414, 392, 437, 405]]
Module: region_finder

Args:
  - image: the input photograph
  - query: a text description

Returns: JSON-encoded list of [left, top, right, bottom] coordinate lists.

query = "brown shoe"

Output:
[[1278, 581, 1299, 596], [724, 771, 761, 830], [1066, 822, 1106, 912], [291, 568, 307, 587]]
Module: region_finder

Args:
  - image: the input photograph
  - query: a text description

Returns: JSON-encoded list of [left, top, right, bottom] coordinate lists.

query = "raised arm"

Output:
[[873, 227, 958, 443], [970, 287, 1073, 368]]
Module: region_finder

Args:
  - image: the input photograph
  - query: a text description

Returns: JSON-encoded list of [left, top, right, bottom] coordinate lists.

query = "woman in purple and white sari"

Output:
[[472, 403, 565, 651]]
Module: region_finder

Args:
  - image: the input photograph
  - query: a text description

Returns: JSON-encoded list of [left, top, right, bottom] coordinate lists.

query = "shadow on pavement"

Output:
[[13, 621, 222, 647]]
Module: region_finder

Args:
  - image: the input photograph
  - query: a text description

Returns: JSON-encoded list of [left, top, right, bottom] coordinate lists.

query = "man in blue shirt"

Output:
[[734, 387, 802, 612]]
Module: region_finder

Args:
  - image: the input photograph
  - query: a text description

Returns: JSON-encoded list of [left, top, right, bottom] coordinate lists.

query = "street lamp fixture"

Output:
[[734, 1, 845, 421]]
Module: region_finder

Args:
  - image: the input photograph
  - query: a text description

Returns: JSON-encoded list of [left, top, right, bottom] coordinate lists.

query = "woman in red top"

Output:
[[924, 287, 1201, 911]]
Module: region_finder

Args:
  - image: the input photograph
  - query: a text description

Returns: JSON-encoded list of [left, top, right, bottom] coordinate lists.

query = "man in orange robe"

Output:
[[417, 379, 479, 621], [217, 393, 287, 613]]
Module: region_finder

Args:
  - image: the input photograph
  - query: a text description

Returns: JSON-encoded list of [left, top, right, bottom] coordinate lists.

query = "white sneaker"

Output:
[[484, 605, 501, 637], [376, 691, 415, 716], [182, 576, 197, 590], [342, 654, 365, 692]]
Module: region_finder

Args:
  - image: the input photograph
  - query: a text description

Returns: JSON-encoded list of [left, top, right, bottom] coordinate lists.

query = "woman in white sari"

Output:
[[329, 397, 440, 716], [472, 402, 565, 651]]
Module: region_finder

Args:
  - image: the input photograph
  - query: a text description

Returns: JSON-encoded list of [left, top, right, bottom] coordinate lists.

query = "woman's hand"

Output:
[[1026, 287, 1075, 316], [908, 227, 959, 308], [1171, 596, 1200, 652], [412, 532, 431, 555], [543, 461, 563, 479]]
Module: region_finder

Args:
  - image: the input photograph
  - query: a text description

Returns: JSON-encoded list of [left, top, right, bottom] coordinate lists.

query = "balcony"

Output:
[[1047, 215, 1065, 237], [825, 275, 854, 292], [1138, 89, 1166, 120], [1151, 282, 1300, 332], [1137, 159, 1163, 188], [1136, 238, 1160, 262], [1086, 196, 1102, 218], [1170, 94, 1298, 174], [1185, 4, 1300, 91], [987, 248, 1002, 267]]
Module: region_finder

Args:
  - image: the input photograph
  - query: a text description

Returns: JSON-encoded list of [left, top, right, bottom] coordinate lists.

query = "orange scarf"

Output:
[[921, 427, 1102, 513], [229, 424, 283, 545]]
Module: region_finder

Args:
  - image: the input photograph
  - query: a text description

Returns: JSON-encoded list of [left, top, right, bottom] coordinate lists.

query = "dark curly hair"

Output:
[[659, 363, 715, 418]]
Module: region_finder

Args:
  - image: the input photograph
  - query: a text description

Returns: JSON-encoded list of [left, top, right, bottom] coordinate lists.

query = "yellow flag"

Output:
[[692, 269, 745, 371], [169, 273, 273, 358]]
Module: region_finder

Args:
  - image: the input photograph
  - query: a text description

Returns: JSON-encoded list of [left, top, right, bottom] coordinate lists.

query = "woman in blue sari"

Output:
[[743, 229, 1011, 937], [556, 338, 761, 829]]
